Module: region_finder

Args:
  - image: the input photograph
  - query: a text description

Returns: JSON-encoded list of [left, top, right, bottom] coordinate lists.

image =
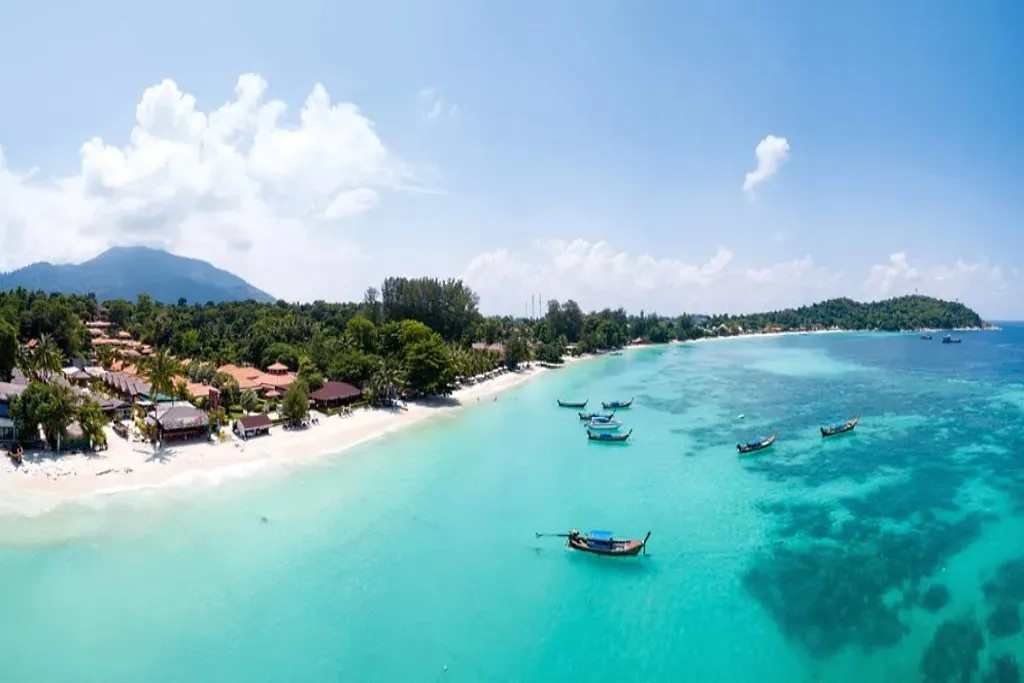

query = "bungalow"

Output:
[[472, 342, 506, 358], [102, 371, 152, 404], [147, 403, 209, 443], [309, 381, 362, 409], [0, 382, 27, 445], [99, 398, 132, 421], [234, 414, 272, 440]]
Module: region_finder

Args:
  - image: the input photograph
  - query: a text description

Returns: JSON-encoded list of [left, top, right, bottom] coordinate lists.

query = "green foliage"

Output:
[[240, 389, 260, 413], [403, 333, 456, 396], [142, 348, 179, 400], [381, 276, 480, 341], [212, 372, 241, 408], [328, 349, 379, 386], [262, 342, 300, 370], [76, 398, 108, 449], [17, 334, 63, 383], [366, 359, 405, 406], [503, 334, 530, 370], [281, 382, 309, 424], [345, 315, 378, 354], [0, 317, 16, 381], [536, 340, 565, 364], [297, 357, 324, 391], [10, 382, 78, 449]]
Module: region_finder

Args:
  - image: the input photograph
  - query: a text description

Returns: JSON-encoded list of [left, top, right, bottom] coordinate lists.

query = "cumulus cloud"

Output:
[[864, 252, 1011, 314], [462, 240, 846, 314], [418, 88, 459, 121], [743, 134, 790, 193], [0, 74, 411, 299]]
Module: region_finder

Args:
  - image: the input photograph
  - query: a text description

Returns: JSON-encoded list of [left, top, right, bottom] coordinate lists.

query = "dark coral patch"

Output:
[[920, 615, 985, 683]]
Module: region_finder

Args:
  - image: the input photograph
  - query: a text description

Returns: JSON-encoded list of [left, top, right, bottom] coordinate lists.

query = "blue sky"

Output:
[[1, 1, 1022, 316]]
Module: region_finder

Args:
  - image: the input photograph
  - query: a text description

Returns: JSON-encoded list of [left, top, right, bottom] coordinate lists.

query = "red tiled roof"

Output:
[[310, 381, 361, 402]]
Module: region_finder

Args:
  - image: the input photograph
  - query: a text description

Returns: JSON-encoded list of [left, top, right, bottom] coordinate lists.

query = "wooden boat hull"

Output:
[[601, 399, 633, 409], [587, 429, 632, 442], [568, 532, 650, 556], [579, 412, 614, 421], [821, 417, 859, 437], [558, 400, 588, 408], [737, 434, 776, 454]]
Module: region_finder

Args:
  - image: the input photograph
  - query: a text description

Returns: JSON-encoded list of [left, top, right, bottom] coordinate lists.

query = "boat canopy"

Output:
[[587, 530, 614, 543]]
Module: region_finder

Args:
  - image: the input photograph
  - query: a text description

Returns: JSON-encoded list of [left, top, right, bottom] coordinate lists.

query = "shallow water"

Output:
[[2, 329, 1023, 681]]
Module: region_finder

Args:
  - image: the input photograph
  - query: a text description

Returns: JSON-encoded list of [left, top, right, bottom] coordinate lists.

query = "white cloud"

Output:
[[865, 252, 920, 295], [0, 74, 411, 299], [743, 134, 790, 193], [864, 252, 1011, 314], [462, 240, 846, 314], [418, 87, 458, 121]]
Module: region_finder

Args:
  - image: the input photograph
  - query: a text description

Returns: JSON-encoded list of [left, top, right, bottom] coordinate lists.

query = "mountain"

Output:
[[0, 247, 275, 304]]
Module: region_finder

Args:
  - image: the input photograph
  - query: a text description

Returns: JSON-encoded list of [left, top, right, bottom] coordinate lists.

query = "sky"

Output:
[[1, 1, 1022, 317]]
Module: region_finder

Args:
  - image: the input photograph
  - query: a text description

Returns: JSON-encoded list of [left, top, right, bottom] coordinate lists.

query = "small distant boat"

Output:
[[737, 433, 776, 454], [579, 411, 615, 421], [610, 351, 624, 357], [602, 398, 633, 409], [821, 416, 859, 437], [587, 428, 632, 442], [557, 399, 588, 408], [920, 334, 933, 340], [586, 419, 623, 431], [942, 335, 962, 344]]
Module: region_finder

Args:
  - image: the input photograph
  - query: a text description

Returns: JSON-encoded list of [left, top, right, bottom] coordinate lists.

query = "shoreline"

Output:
[[0, 362, 569, 517]]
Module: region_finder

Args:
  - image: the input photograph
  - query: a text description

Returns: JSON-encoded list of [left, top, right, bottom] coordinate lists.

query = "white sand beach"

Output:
[[0, 364, 557, 516]]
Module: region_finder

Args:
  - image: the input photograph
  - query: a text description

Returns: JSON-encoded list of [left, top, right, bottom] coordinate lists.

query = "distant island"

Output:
[[0, 247, 274, 304]]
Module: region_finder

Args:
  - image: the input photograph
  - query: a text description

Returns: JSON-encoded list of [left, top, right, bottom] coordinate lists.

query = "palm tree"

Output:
[[17, 334, 63, 383], [40, 384, 77, 451], [143, 348, 178, 403], [367, 359, 405, 406], [96, 345, 115, 370], [77, 398, 108, 450]]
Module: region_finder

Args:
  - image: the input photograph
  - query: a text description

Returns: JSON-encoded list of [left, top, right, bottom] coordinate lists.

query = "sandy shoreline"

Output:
[[0, 363, 562, 516]]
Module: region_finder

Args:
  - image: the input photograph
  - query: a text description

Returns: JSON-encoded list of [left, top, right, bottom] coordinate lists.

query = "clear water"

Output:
[[3, 330, 1023, 682]]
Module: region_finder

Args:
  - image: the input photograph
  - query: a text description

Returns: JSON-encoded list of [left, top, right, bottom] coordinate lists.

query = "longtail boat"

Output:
[[568, 529, 650, 556], [821, 417, 859, 437], [587, 428, 632, 442], [578, 411, 615, 421], [557, 399, 588, 408], [942, 335, 962, 344], [586, 419, 622, 431], [601, 398, 633, 409], [737, 433, 776, 454]]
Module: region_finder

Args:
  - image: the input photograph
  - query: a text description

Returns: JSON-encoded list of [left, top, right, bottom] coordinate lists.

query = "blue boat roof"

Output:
[[587, 530, 613, 541]]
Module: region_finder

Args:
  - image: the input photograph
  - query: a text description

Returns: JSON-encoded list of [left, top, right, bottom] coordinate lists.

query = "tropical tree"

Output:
[[173, 378, 192, 402], [77, 398, 108, 450], [240, 389, 260, 414], [0, 318, 16, 381], [143, 348, 178, 402], [95, 345, 115, 370], [366, 359, 405, 406], [17, 334, 63, 383], [504, 334, 530, 370], [281, 382, 309, 425], [404, 334, 456, 396]]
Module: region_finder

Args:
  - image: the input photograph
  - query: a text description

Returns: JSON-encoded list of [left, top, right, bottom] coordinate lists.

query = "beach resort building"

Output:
[[309, 381, 362, 410], [233, 414, 272, 440], [0, 382, 26, 445], [217, 363, 296, 399], [146, 403, 209, 443]]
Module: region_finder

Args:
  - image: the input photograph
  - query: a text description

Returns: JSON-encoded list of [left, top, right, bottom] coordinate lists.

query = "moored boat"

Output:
[[557, 399, 588, 408], [568, 529, 650, 556], [587, 428, 632, 442], [586, 419, 622, 430], [601, 398, 633, 409], [821, 416, 859, 437], [578, 411, 615, 421], [737, 433, 776, 454], [942, 335, 962, 344], [920, 334, 933, 340]]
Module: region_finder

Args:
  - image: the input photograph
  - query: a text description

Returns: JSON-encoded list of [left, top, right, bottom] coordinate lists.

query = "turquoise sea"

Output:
[[3, 329, 1023, 681]]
